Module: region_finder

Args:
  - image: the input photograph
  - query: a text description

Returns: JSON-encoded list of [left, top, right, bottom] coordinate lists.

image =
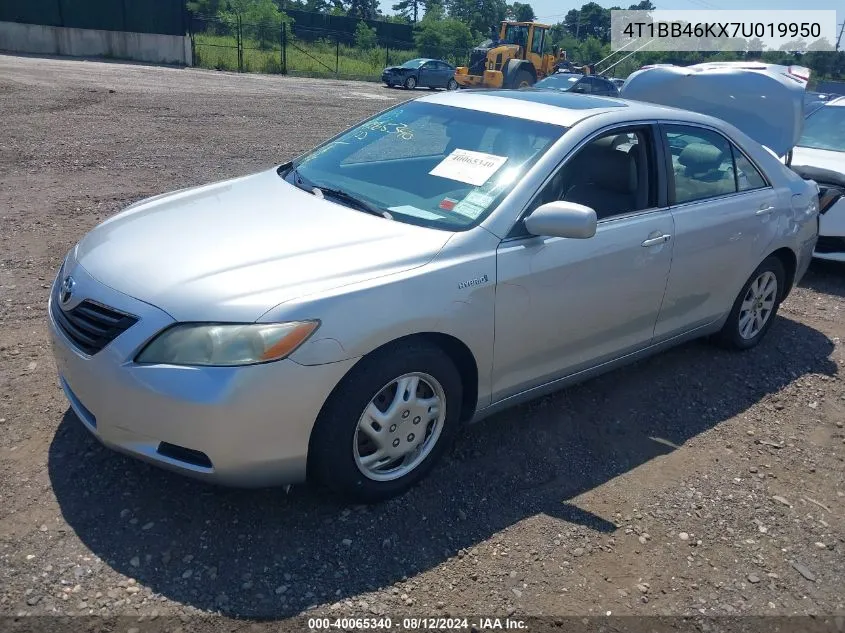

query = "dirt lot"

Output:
[[1, 54, 844, 628]]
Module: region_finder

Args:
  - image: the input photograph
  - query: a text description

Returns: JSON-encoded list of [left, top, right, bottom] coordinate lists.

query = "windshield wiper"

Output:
[[313, 185, 391, 219], [288, 166, 389, 219]]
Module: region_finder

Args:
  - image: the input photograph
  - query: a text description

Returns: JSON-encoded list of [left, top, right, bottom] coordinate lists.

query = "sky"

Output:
[[378, 0, 841, 30]]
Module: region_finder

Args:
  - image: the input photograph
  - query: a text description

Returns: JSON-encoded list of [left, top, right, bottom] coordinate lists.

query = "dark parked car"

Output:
[[382, 58, 458, 91], [533, 72, 619, 96]]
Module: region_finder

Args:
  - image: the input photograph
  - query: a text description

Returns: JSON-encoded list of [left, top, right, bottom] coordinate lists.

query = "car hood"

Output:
[[384, 66, 408, 72], [791, 146, 845, 173], [74, 168, 452, 322], [621, 63, 808, 158]]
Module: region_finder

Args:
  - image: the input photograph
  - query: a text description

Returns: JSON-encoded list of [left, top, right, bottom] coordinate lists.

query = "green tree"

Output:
[[508, 2, 535, 22], [414, 17, 473, 61], [392, 0, 427, 23], [354, 21, 379, 48], [346, 0, 380, 19], [447, 0, 508, 38]]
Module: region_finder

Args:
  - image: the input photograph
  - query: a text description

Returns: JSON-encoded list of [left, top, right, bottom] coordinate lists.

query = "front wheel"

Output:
[[509, 69, 534, 89], [713, 256, 786, 350], [308, 342, 463, 502], [404, 75, 417, 90], [446, 78, 458, 91]]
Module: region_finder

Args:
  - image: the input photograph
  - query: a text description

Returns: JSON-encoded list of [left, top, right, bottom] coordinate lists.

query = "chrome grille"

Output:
[[52, 298, 138, 355]]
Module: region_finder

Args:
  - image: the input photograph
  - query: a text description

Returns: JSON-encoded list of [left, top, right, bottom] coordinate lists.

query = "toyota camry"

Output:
[[49, 88, 819, 502]]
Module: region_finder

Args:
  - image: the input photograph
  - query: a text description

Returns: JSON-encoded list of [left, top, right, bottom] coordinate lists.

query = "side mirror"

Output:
[[524, 201, 597, 239]]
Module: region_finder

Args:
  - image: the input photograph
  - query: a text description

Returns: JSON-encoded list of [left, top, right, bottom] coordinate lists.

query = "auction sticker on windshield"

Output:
[[429, 149, 508, 186]]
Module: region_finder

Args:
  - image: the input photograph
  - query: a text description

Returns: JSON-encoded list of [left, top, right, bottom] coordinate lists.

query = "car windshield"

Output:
[[401, 58, 426, 69], [285, 101, 565, 231], [798, 105, 845, 152], [535, 74, 582, 91]]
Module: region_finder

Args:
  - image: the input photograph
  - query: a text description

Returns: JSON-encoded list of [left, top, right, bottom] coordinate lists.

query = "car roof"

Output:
[[415, 89, 719, 128]]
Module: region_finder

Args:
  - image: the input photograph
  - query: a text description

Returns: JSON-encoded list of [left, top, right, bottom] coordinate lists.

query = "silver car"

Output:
[[48, 89, 819, 502]]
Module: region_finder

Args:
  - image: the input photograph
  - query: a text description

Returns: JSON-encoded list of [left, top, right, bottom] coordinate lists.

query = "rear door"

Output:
[[434, 61, 452, 87], [653, 123, 781, 341], [418, 61, 436, 87]]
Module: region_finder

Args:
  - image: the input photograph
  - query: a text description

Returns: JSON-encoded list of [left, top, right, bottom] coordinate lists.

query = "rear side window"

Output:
[[664, 126, 737, 203]]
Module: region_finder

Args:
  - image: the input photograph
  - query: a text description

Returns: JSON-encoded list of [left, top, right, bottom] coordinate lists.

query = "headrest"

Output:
[[678, 143, 724, 171], [594, 149, 637, 194]]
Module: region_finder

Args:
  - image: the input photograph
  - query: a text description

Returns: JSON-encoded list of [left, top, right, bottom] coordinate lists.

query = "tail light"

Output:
[[818, 185, 844, 214]]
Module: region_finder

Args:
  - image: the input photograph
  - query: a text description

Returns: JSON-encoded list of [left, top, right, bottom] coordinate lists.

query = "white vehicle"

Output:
[[791, 97, 845, 262]]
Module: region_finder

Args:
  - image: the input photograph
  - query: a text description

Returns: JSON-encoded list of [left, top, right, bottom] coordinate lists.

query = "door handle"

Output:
[[641, 234, 671, 247], [755, 205, 775, 216]]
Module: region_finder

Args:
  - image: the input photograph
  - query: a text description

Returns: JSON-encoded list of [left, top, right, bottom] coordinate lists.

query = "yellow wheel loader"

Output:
[[454, 21, 559, 90]]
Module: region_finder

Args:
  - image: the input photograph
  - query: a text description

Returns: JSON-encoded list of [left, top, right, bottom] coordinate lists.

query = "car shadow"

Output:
[[799, 258, 845, 298], [48, 316, 837, 619]]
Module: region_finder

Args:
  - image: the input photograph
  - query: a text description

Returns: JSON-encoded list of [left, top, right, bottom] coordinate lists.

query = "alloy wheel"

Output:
[[738, 270, 778, 339]]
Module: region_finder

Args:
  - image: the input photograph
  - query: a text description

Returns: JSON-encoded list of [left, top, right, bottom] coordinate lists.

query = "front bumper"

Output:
[[47, 258, 357, 487], [454, 68, 503, 89]]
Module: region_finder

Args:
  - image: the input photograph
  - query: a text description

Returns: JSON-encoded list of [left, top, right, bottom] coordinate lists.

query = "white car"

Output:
[[791, 96, 845, 262]]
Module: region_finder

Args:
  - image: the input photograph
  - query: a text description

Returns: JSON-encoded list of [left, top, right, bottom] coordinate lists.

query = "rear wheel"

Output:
[[308, 341, 463, 502], [404, 75, 417, 90], [713, 256, 786, 350], [509, 69, 534, 89], [447, 78, 458, 91]]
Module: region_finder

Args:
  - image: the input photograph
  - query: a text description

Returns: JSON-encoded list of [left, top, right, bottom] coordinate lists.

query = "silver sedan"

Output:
[[48, 89, 819, 502]]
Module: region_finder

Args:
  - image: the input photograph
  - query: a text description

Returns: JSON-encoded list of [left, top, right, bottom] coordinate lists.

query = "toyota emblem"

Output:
[[60, 276, 76, 305]]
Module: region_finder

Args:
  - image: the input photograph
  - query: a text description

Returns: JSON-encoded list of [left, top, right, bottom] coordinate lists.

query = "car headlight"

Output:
[[135, 321, 319, 367]]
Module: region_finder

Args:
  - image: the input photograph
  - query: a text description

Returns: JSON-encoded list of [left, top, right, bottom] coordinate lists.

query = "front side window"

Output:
[[285, 101, 566, 231], [523, 126, 656, 226], [797, 105, 845, 152]]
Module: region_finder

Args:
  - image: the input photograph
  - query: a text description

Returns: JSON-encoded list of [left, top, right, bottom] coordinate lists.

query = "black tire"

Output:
[[404, 75, 417, 90], [508, 69, 534, 89], [308, 341, 464, 503], [713, 256, 786, 350], [447, 78, 458, 91]]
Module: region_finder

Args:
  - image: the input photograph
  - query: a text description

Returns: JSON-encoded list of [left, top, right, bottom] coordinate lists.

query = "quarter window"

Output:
[[732, 147, 767, 191]]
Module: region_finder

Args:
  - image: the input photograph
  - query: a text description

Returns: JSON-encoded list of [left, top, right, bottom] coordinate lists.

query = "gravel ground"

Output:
[[1, 54, 844, 629]]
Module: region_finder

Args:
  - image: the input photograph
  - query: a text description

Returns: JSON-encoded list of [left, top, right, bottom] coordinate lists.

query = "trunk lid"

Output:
[[620, 62, 810, 158]]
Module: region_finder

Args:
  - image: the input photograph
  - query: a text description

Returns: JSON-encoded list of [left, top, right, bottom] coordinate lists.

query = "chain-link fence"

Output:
[[189, 14, 472, 80]]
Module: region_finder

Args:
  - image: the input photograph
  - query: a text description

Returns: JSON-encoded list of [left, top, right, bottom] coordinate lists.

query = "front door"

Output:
[[653, 123, 781, 341], [492, 124, 675, 401]]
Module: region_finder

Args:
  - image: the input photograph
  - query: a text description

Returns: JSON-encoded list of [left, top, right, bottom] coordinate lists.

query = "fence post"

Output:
[[336, 36, 340, 76], [237, 14, 243, 72], [386, 44, 389, 68], [281, 22, 287, 75]]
